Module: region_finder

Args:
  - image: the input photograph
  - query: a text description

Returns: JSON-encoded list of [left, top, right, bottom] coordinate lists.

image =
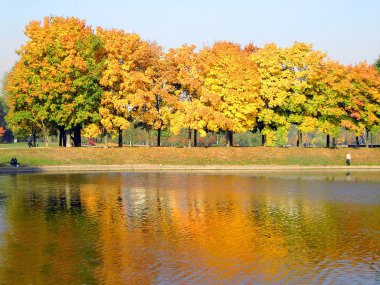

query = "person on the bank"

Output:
[[10, 157, 19, 167], [27, 134, 33, 148], [346, 153, 351, 166]]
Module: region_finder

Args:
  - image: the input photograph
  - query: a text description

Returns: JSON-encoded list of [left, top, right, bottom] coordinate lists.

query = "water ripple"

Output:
[[0, 172, 379, 284]]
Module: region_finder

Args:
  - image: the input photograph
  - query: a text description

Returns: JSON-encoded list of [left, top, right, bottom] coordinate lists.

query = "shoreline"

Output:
[[1, 164, 380, 174]]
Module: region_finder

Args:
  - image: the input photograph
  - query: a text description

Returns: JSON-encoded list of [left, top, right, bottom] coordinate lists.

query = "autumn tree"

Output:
[[279, 42, 327, 147], [5, 60, 49, 145], [199, 42, 262, 146], [97, 27, 170, 147], [250, 43, 291, 146], [128, 43, 171, 147], [96, 28, 139, 147], [148, 56, 175, 147], [307, 60, 351, 147], [342, 63, 380, 147], [6, 16, 103, 147], [165, 44, 219, 147]]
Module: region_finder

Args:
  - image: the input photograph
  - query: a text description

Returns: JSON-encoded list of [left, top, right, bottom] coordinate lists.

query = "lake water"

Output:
[[0, 171, 379, 285]]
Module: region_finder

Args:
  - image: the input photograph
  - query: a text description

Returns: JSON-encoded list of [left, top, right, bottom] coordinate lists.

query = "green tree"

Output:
[[5, 62, 46, 144], [375, 56, 380, 73], [6, 16, 103, 147], [0, 74, 13, 142]]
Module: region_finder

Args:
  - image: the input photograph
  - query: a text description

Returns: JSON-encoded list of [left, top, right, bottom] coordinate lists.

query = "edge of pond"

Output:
[[1, 164, 380, 174]]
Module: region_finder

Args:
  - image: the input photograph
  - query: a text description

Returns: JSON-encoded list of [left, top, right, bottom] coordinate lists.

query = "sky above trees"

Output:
[[1, 0, 380, 85]]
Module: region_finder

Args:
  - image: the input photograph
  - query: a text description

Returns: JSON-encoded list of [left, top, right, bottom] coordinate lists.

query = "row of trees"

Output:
[[3, 16, 380, 147]]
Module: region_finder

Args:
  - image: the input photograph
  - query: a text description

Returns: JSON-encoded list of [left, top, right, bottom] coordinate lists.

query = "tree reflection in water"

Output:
[[0, 171, 379, 284]]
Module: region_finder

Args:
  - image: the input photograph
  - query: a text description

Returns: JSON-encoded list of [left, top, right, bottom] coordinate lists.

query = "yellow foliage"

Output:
[[200, 41, 262, 133], [299, 116, 318, 133], [82, 123, 102, 138]]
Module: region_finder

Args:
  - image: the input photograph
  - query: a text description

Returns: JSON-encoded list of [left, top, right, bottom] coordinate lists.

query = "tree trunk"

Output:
[[129, 129, 133, 146], [332, 137, 337, 148], [145, 129, 150, 147], [157, 128, 161, 147], [73, 126, 81, 147], [297, 130, 303, 147], [63, 130, 67, 147], [187, 128, 192, 148], [104, 133, 108, 148], [128, 125, 134, 146], [326, 134, 330, 148], [32, 132, 37, 147], [118, 129, 123, 147], [261, 134, 266, 146], [33, 125, 46, 147], [355, 136, 359, 146], [365, 128, 369, 148], [43, 131, 49, 148], [194, 129, 198, 147], [296, 131, 299, 147], [226, 131, 233, 147], [59, 126, 64, 147]]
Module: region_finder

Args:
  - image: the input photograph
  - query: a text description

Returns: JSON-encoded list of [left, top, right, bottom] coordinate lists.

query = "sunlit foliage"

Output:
[[4, 16, 380, 148], [5, 16, 103, 146]]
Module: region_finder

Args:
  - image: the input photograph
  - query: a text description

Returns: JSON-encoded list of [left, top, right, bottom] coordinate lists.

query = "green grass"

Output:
[[0, 142, 60, 149], [0, 145, 379, 167]]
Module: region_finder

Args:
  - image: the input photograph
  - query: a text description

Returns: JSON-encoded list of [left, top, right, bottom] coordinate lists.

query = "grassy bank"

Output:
[[1, 146, 380, 167]]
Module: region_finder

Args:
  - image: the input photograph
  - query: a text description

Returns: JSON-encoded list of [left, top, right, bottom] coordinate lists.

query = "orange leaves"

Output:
[[350, 111, 362, 120], [341, 63, 380, 129], [354, 99, 365, 107], [165, 44, 202, 95], [341, 120, 356, 130], [5, 15, 380, 146]]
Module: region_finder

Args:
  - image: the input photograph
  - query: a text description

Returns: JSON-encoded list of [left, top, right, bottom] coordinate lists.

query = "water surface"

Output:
[[0, 171, 379, 284]]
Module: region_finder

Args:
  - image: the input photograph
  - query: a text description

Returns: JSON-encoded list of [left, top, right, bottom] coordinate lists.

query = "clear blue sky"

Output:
[[1, 0, 379, 83]]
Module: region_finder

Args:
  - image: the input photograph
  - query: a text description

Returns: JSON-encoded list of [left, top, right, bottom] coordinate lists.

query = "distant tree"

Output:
[[0, 100, 9, 133], [375, 56, 380, 73], [0, 80, 13, 142]]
